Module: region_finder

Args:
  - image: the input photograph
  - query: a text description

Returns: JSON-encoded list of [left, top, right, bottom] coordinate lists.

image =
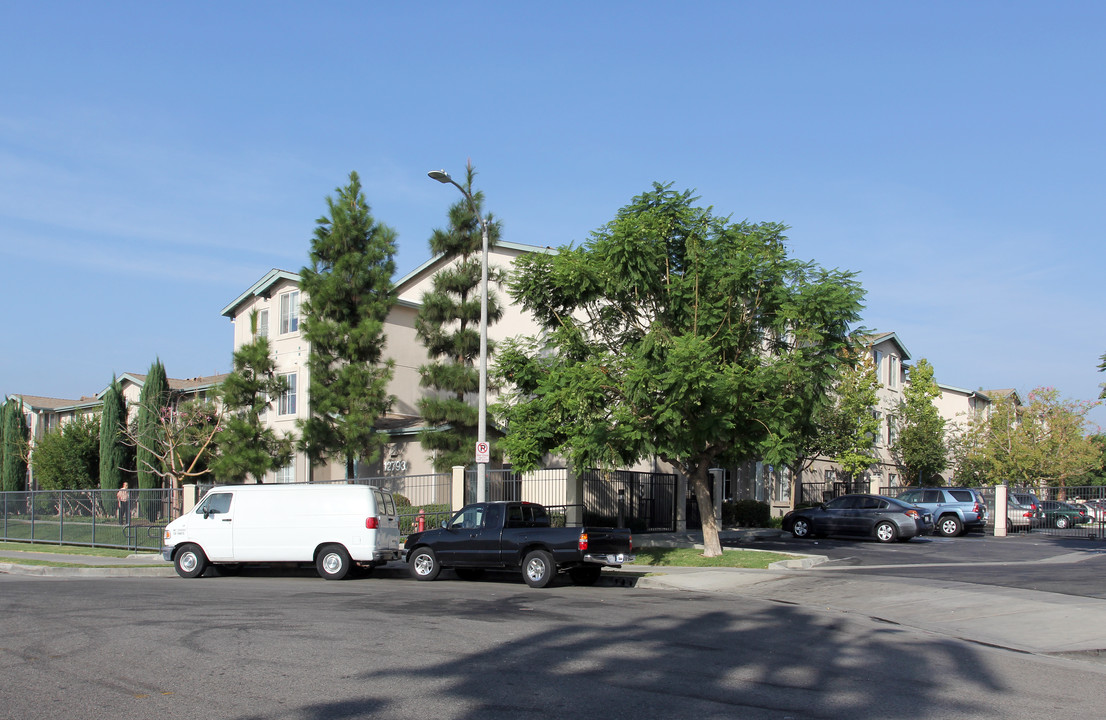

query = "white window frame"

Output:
[[257, 308, 269, 338], [275, 462, 295, 483], [278, 372, 297, 416], [279, 291, 299, 335]]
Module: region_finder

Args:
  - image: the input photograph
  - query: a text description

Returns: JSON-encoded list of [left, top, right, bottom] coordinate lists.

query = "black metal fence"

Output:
[[0, 488, 183, 552], [580, 469, 677, 532]]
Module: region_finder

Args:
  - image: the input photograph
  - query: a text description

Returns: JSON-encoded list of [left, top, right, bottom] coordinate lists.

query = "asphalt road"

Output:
[[2, 569, 1105, 720], [727, 531, 1106, 599]]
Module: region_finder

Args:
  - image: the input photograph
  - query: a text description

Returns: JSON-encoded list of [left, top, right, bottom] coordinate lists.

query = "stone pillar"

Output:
[[994, 484, 1008, 538], [565, 464, 583, 527], [451, 466, 466, 511]]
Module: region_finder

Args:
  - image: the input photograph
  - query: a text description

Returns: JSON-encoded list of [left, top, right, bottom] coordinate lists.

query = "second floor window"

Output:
[[256, 308, 269, 338], [278, 372, 297, 416], [888, 355, 899, 388], [280, 291, 299, 334]]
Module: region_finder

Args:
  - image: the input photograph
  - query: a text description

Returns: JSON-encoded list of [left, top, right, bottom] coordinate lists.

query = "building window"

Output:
[[257, 308, 269, 338], [279, 291, 299, 334], [278, 372, 297, 416], [887, 415, 897, 446], [888, 355, 899, 389], [275, 463, 295, 483], [872, 349, 883, 378]]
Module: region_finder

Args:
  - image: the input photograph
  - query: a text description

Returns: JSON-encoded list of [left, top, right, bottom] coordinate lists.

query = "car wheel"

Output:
[[1055, 516, 1070, 529], [174, 543, 208, 579], [874, 521, 898, 543], [316, 544, 351, 580], [454, 568, 485, 581], [569, 566, 602, 586], [523, 549, 556, 588], [791, 517, 813, 539], [409, 547, 441, 581], [938, 515, 962, 538]]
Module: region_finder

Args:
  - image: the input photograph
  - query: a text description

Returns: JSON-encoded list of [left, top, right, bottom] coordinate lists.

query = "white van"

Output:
[[162, 483, 401, 580]]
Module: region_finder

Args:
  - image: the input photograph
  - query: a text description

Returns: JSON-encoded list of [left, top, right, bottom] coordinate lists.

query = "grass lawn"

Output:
[[634, 547, 799, 569], [0, 541, 157, 559]]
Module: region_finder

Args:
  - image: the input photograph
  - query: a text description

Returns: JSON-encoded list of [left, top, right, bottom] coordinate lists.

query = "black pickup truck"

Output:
[[404, 501, 635, 588]]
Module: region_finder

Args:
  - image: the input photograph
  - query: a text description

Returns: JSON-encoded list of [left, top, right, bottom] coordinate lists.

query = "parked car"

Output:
[[895, 487, 989, 537], [1005, 501, 1034, 530], [782, 494, 932, 543], [1037, 500, 1088, 529], [404, 501, 634, 588], [1073, 500, 1106, 522], [1011, 492, 1043, 522]]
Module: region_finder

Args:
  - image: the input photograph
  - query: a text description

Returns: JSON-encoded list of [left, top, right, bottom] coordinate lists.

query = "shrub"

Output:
[[722, 499, 771, 528]]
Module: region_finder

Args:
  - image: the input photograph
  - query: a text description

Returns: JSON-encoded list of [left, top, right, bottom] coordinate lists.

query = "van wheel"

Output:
[[523, 550, 556, 588], [316, 544, 351, 580], [409, 547, 441, 581], [174, 544, 208, 579]]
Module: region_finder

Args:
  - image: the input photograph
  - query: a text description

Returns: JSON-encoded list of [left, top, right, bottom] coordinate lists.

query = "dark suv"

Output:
[[896, 487, 989, 537]]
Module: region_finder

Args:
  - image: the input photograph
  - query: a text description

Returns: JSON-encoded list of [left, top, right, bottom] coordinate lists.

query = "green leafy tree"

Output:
[[954, 387, 1099, 490], [891, 358, 947, 484], [32, 415, 101, 490], [298, 171, 399, 479], [212, 310, 293, 483], [1078, 434, 1106, 486], [816, 347, 883, 482], [416, 163, 504, 471], [99, 376, 132, 491], [135, 359, 170, 492], [495, 183, 864, 556], [2, 398, 30, 491]]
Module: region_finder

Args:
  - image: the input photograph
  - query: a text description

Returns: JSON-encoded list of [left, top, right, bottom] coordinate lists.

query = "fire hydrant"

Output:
[[417, 508, 426, 532]]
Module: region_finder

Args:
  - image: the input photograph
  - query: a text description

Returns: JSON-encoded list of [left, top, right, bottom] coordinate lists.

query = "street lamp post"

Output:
[[428, 168, 490, 503]]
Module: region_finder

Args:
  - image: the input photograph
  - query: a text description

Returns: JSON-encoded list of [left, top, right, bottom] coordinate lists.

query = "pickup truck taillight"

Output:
[[365, 517, 379, 529], [578, 532, 588, 551]]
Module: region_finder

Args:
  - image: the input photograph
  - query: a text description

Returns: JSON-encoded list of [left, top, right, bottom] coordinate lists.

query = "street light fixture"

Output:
[[428, 168, 490, 503]]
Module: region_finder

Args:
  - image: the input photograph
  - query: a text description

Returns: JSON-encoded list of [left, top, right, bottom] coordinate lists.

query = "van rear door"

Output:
[[373, 489, 401, 554]]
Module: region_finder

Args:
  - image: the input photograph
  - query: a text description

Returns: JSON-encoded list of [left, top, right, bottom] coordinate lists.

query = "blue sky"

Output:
[[2, 2, 1104, 428]]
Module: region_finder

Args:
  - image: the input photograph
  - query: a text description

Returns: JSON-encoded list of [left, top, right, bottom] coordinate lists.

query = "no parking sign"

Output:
[[475, 441, 490, 463]]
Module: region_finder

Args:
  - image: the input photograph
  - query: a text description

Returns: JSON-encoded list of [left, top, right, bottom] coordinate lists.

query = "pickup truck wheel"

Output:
[[523, 549, 556, 588], [874, 521, 898, 543], [937, 516, 962, 537], [316, 544, 351, 580], [174, 543, 208, 579], [454, 568, 485, 581], [409, 547, 441, 581], [569, 566, 602, 586]]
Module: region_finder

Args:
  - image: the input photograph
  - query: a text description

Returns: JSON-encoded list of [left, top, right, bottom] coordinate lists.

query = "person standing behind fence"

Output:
[[117, 482, 131, 525]]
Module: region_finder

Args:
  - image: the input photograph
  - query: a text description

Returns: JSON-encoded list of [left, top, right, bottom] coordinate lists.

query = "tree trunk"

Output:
[[689, 465, 723, 557]]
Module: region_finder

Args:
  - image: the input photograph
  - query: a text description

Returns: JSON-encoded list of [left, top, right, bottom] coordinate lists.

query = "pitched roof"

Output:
[[864, 331, 912, 361]]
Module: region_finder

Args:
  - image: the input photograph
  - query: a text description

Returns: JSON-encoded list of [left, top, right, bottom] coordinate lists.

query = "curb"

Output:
[[0, 562, 176, 578]]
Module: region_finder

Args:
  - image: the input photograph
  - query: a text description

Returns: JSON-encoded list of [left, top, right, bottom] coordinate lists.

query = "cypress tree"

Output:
[[298, 171, 399, 478], [135, 359, 170, 492], [99, 376, 130, 491], [2, 398, 29, 491], [416, 163, 504, 471]]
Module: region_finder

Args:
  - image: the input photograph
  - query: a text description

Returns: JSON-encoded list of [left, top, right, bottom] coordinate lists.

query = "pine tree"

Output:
[[416, 163, 504, 471], [2, 398, 29, 491], [298, 172, 399, 478], [99, 376, 131, 491], [135, 359, 170, 493], [892, 358, 948, 483], [212, 310, 293, 483]]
